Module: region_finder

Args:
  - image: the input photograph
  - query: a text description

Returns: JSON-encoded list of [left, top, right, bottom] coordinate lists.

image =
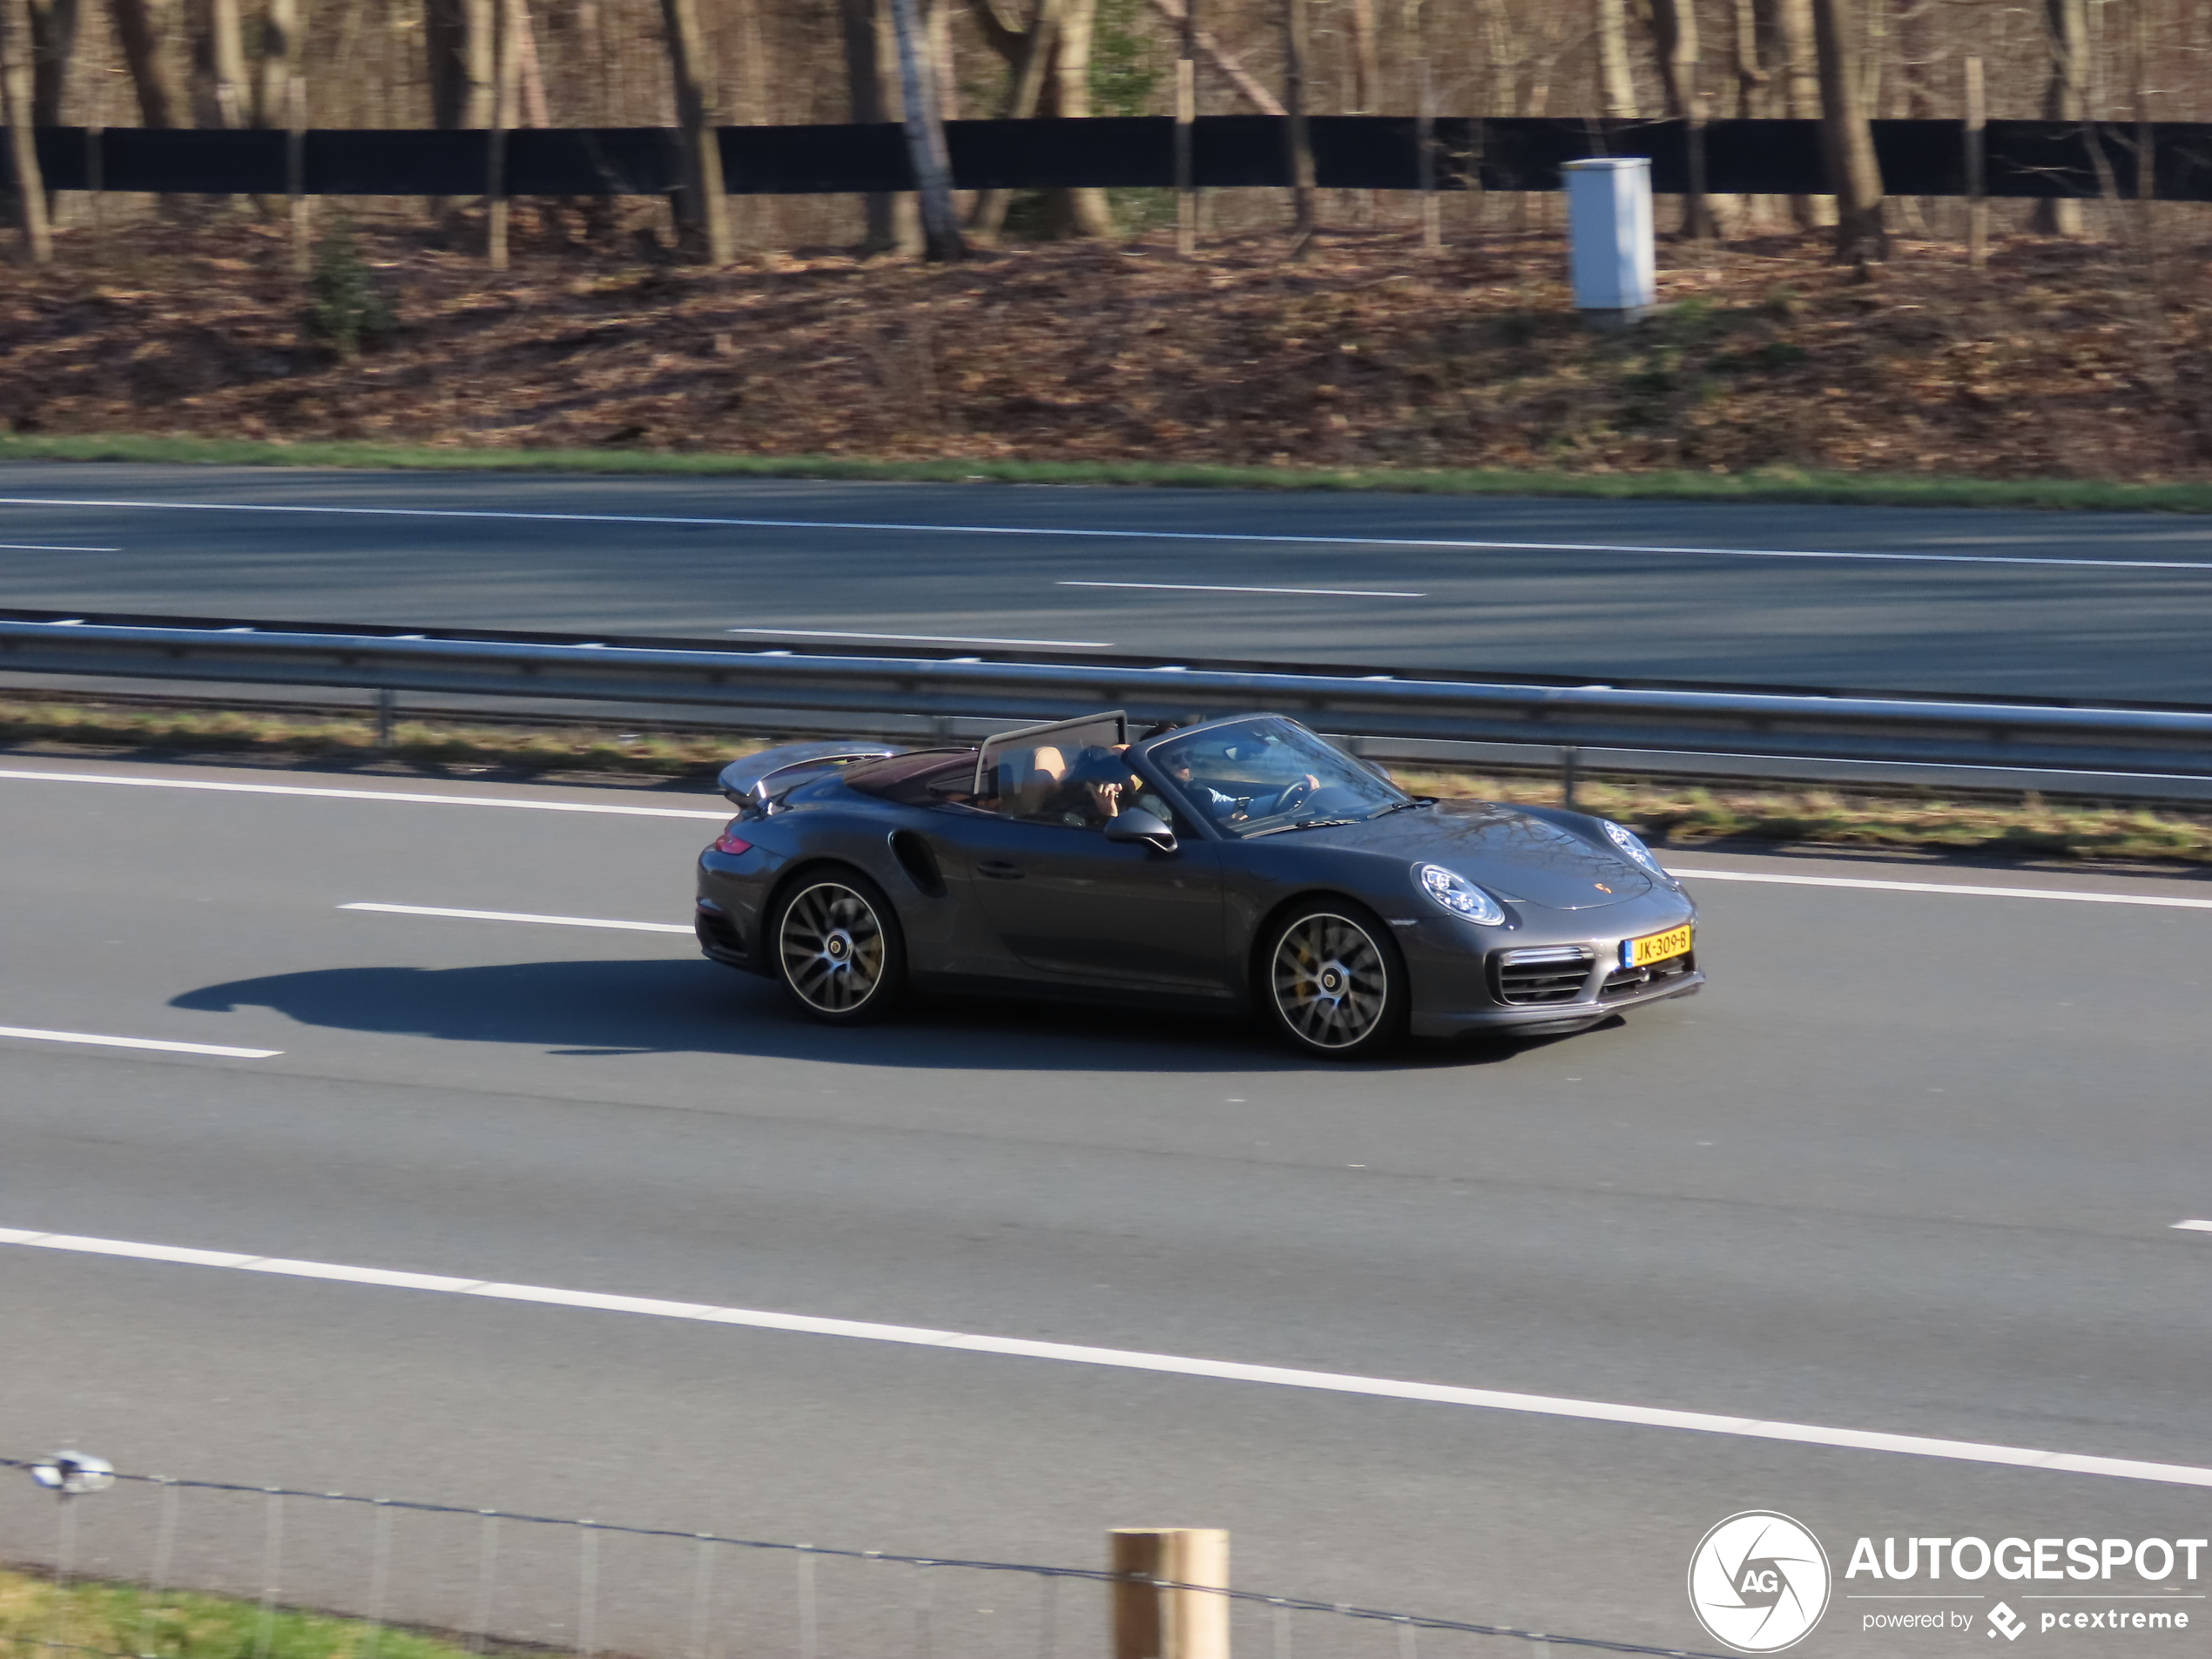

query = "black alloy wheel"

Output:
[[1262, 900, 1406, 1058], [772, 870, 906, 1022]]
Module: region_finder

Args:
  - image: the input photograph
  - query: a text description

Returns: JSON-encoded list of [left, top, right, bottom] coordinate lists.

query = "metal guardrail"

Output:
[[7, 607, 2212, 803]]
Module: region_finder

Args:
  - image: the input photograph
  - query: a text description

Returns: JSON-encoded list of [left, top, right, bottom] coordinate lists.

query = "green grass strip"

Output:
[[3, 432, 2211, 513], [13, 697, 2212, 865], [0, 1568, 482, 1659]]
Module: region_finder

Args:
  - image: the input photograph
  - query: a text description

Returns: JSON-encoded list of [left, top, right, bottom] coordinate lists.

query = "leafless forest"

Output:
[[6, 1, 2212, 478], [5, 0, 2212, 252]]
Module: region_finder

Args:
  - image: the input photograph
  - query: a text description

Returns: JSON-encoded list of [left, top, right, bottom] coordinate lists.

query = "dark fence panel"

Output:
[[21, 116, 2212, 199]]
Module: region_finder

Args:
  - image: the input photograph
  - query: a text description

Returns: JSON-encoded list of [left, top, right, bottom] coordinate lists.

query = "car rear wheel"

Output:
[[772, 870, 906, 1023], [1261, 900, 1406, 1059]]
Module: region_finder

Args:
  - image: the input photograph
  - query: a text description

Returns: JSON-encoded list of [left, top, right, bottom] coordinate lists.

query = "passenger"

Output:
[[1053, 745, 1141, 826]]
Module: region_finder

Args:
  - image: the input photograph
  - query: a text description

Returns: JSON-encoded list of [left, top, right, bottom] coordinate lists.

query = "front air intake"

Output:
[[1492, 945, 1596, 1006]]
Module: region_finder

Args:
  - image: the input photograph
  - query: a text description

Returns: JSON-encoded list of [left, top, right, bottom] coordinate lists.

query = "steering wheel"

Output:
[[1272, 777, 1318, 818]]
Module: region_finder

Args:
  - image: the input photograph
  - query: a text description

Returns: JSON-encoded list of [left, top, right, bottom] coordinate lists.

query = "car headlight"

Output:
[[1601, 819, 1673, 881], [1416, 863, 1506, 926]]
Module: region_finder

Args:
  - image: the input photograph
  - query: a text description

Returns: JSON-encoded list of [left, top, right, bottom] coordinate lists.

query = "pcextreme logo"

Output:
[[1687, 1511, 1832, 1653]]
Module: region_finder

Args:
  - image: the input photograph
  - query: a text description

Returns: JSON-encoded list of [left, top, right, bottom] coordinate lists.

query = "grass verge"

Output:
[[14, 695, 2212, 868], [0, 1567, 478, 1659], [4, 432, 2212, 514]]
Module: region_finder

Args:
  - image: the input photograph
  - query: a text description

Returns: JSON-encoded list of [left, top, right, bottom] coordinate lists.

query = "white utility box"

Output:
[[1561, 157, 1656, 326]]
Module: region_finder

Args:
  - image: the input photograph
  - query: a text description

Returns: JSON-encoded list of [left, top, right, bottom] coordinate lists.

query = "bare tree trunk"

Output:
[[1769, 0, 1829, 226], [1346, 0, 1377, 110], [1143, 0, 1281, 114], [514, 0, 546, 127], [192, 0, 248, 125], [839, 0, 909, 252], [967, 0, 1059, 240], [925, 0, 954, 119], [2032, 0, 2086, 235], [1172, 0, 1192, 253], [658, 0, 732, 262], [426, 0, 489, 226], [966, 0, 1110, 240], [25, 0, 76, 125], [1595, 0, 1636, 118], [1, 0, 50, 262], [1280, 0, 1313, 254], [1647, 0, 1714, 237], [111, 0, 185, 126], [1811, 0, 1885, 261], [1047, 0, 1112, 237], [885, 0, 961, 258], [426, 0, 491, 127], [1728, 0, 1763, 116], [254, 0, 297, 127]]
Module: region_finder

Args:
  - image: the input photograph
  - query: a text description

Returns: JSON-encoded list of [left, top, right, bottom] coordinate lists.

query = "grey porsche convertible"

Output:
[[693, 711, 1701, 1058]]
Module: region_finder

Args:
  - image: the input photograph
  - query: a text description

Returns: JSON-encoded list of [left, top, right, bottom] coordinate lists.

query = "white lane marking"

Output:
[[0, 1027, 280, 1059], [0, 767, 731, 819], [728, 627, 1112, 648], [342, 901, 691, 934], [5, 496, 2209, 571], [1670, 866, 2212, 911], [1058, 580, 1426, 598], [0, 543, 118, 552], [1, 1227, 2207, 1491], [2171, 1220, 2212, 1233]]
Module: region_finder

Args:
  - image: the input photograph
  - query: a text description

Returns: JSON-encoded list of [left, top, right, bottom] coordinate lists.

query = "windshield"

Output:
[[1149, 718, 1409, 838]]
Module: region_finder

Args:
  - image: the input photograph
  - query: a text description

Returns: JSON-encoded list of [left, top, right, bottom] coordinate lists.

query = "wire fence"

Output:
[[0, 1456, 1727, 1659]]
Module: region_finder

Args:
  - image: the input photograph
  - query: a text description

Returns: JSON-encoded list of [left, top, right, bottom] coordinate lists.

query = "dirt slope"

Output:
[[4, 213, 2209, 480]]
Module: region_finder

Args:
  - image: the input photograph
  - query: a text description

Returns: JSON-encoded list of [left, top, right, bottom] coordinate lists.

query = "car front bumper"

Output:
[[1395, 893, 1704, 1038]]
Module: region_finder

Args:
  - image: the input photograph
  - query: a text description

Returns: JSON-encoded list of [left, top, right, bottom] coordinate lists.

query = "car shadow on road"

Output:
[[171, 959, 1554, 1071]]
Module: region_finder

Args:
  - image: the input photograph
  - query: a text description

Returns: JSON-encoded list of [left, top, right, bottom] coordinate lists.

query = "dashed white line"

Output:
[[0, 1027, 280, 1059], [1670, 867, 2212, 911], [1058, 580, 1426, 598], [7, 496, 2209, 570], [1, 1225, 2206, 1489], [341, 901, 691, 934], [0, 768, 731, 819], [728, 627, 1112, 648], [2171, 1220, 2212, 1233], [0, 543, 118, 552]]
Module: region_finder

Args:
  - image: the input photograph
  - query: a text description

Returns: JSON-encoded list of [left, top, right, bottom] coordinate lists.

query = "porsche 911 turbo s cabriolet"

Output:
[[694, 711, 1702, 1058]]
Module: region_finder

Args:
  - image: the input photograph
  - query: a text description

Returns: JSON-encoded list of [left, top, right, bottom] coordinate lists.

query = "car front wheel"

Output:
[[1261, 900, 1406, 1059], [771, 870, 906, 1023]]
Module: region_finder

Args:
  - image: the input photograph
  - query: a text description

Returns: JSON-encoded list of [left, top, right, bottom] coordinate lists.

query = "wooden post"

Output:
[[2131, 3, 2155, 281], [1173, 0, 1194, 257], [84, 118, 101, 262], [1110, 1529, 1229, 1659], [1416, 55, 1438, 253], [486, 0, 516, 268], [0, 0, 50, 265], [1963, 54, 1986, 271], [1280, 0, 1314, 257], [287, 71, 309, 277]]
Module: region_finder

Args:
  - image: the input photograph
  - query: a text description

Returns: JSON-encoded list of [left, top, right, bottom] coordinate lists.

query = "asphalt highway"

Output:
[[6, 463, 2212, 698], [3, 756, 2210, 1658]]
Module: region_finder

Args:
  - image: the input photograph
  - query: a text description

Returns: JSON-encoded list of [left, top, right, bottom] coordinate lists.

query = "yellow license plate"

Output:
[[1626, 924, 1693, 968]]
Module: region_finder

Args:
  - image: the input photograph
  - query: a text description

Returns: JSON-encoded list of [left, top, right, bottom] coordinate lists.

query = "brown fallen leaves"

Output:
[[5, 208, 2212, 479]]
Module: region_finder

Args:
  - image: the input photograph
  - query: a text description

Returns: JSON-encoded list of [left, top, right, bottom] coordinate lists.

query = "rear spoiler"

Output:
[[718, 741, 907, 809]]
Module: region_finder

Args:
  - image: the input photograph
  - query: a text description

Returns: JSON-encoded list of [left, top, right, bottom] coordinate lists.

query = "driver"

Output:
[[1163, 753, 1322, 825]]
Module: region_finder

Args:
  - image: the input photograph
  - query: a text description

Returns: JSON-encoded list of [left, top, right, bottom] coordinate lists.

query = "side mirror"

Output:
[[1104, 808, 1178, 853]]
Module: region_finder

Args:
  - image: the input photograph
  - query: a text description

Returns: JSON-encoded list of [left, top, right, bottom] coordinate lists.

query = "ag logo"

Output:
[[1687, 1511, 1831, 1653]]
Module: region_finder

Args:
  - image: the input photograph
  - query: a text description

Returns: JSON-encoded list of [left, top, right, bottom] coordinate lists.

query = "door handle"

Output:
[[977, 860, 1025, 880]]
